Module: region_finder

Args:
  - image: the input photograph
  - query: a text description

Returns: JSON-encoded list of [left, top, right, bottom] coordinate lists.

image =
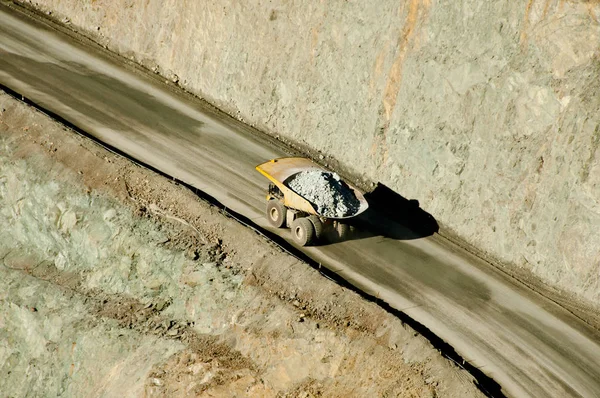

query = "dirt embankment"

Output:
[[12, 0, 600, 306], [0, 93, 483, 396]]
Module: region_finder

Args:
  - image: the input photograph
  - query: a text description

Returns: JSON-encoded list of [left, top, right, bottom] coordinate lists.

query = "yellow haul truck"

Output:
[[255, 157, 369, 246]]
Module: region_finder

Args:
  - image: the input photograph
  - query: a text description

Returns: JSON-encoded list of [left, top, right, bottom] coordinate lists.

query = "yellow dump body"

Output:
[[255, 157, 369, 219]]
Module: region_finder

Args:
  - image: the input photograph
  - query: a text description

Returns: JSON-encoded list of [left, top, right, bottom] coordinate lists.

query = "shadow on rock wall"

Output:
[[323, 183, 439, 245]]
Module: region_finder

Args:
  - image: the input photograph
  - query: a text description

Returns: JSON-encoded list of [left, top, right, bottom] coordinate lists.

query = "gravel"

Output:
[[286, 171, 360, 218]]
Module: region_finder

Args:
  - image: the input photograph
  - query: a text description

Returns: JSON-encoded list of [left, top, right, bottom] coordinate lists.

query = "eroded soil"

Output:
[[0, 92, 482, 397]]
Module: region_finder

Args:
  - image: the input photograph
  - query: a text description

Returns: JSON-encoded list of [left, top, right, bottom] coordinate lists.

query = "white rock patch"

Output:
[[286, 171, 360, 218]]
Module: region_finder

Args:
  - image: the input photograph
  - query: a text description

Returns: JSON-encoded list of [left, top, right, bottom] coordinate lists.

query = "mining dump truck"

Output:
[[256, 157, 369, 246]]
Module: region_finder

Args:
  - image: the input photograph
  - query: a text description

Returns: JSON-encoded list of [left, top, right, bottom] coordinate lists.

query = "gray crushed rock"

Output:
[[286, 170, 360, 218]]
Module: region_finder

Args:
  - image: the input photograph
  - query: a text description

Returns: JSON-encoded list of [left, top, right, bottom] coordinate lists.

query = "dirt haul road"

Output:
[[1, 3, 600, 397]]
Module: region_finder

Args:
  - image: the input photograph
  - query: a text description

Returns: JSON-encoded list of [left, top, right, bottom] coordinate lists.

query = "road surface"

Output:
[[1, 3, 599, 397]]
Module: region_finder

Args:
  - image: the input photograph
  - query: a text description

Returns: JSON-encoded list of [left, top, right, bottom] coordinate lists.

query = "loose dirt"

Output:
[[0, 91, 483, 397]]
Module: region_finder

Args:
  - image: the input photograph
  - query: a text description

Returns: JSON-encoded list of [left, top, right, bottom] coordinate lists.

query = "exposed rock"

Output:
[[18, 0, 600, 303]]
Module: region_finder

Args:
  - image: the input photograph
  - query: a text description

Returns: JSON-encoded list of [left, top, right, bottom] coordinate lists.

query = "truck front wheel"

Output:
[[266, 199, 286, 228]]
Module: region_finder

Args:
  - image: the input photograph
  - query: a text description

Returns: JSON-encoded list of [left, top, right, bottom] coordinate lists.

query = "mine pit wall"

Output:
[[17, 0, 600, 303]]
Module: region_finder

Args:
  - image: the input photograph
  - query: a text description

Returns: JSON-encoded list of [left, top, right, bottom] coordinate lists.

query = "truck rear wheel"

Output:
[[266, 199, 286, 228], [291, 217, 315, 246], [335, 221, 350, 241], [307, 215, 324, 241]]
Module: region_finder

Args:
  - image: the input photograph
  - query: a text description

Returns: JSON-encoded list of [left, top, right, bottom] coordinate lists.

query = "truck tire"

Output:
[[307, 215, 324, 241], [291, 217, 315, 246], [266, 199, 286, 228], [335, 221, 350, 241]]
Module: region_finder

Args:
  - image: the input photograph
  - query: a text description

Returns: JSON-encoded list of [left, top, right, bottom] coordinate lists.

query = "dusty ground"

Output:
[[0, 92, 483, 396]]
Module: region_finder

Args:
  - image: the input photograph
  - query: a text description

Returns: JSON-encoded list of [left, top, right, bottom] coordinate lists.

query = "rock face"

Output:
[[17, 0, 600, 302]]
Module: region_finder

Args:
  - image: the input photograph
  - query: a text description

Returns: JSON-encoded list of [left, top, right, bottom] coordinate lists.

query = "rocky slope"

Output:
[[13, 0, 600, 304], [0, 92, 483, 396]]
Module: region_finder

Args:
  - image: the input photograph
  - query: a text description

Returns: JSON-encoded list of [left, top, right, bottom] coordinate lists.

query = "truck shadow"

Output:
[[321, 183, 439, 244]]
